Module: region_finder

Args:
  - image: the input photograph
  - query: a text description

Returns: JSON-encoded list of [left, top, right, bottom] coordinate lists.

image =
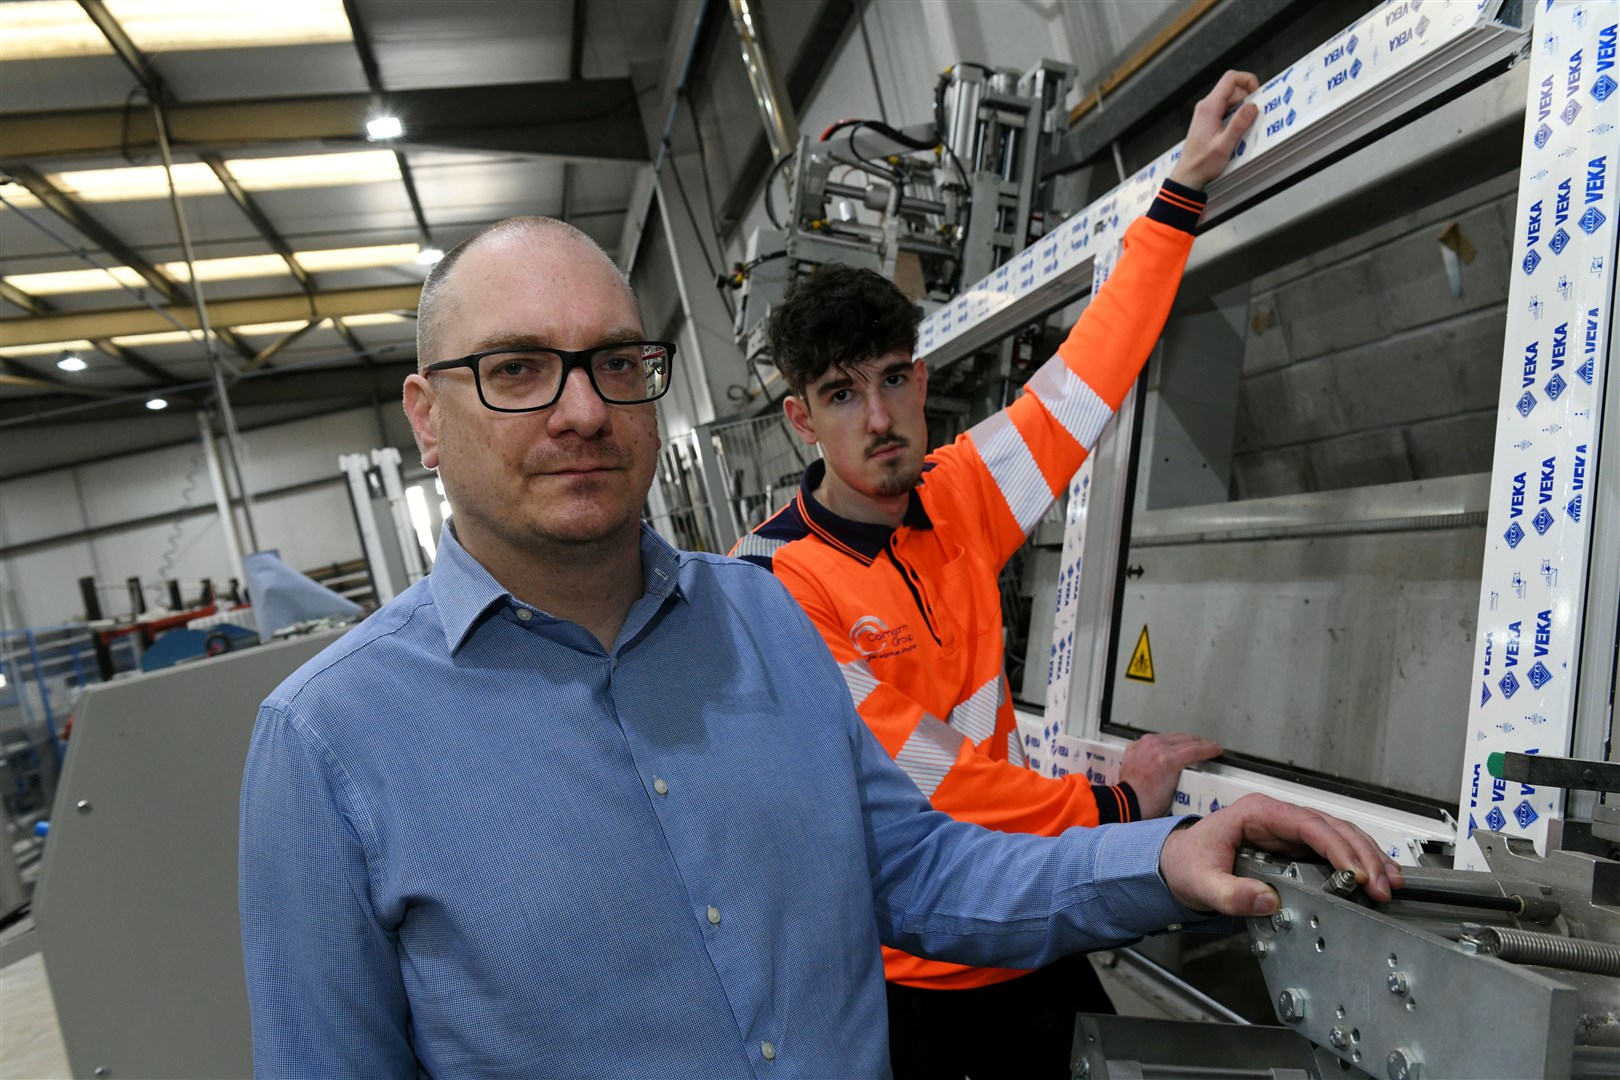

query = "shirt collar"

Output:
[[430, 520, 685, 655], [796, 459, 932, 563]]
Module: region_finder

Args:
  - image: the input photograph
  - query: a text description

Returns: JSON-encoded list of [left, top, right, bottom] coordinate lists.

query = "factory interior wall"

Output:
[[0, 404, 418, 628], [1231, 170, 1518, 499]]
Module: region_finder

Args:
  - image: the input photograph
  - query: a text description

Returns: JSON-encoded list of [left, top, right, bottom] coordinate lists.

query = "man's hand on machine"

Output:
[[1119, 732, 1223, 818], [1168, 70, 1260, 191], [1158, 793, 1405, 916]]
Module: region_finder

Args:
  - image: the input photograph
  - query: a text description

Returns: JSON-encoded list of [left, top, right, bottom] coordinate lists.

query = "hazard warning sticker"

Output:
[[1125, 626, 1155, 683]]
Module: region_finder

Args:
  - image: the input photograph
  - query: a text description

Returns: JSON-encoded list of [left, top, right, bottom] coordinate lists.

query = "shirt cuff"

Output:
[[1090, 783, 1141, 823], [1145, 179, 1207, 233]]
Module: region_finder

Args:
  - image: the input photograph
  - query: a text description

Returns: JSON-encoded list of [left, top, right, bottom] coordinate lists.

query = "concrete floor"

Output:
[[0, 949, 69, 1079]]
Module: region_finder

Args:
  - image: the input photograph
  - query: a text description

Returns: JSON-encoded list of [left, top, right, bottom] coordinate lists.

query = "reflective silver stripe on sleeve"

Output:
[[966, 410, 1051, 535], [1007, 729, 1025, 765], [839, 659, 880, 709], [947, 675, 1001, 745], [1025, 356, 1113, 451], [733, 533, 787, 561], [894, 713, 966, 798]]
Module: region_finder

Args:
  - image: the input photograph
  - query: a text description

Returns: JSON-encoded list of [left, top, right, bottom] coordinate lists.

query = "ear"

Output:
[[782, 394, 818, 446], [403, 373, 441, 470]]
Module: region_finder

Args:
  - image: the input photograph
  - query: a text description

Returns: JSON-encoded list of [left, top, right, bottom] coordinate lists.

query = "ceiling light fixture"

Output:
[[57, 353, 88, 372], [415, 247, 444, 266], [366, 116, 404, 141], [145, 398, 169, 411]]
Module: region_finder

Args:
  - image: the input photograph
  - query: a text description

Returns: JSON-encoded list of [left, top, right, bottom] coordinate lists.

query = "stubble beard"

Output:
[[872, 460, 923, 498]]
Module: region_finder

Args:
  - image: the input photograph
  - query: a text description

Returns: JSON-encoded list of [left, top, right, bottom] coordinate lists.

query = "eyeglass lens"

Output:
[[477, 344, 669, 409]]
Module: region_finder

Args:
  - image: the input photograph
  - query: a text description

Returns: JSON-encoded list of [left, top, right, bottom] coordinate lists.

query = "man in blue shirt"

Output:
[[239, 217, 1402, 1078]]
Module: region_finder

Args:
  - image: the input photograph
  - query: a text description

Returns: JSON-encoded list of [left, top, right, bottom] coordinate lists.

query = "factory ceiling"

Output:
[[0, 0, 690, 438]]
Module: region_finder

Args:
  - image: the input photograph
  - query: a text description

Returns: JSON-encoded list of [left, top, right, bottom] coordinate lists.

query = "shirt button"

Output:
[[515, 608, 532, 621], [707, 906, 721, 926], [761, 1041, 776, 1061], [653, 778, 669, 796]]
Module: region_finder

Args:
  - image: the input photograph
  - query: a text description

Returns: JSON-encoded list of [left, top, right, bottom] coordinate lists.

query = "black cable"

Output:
[[763, 150, 795, 229], [853, 0, 889, 125], [680, 89, 733, 279], [662, 143, 736, 321]]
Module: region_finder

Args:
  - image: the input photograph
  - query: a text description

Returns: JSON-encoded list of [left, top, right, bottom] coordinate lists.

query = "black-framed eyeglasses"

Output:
[[423, 340, 676, 413]]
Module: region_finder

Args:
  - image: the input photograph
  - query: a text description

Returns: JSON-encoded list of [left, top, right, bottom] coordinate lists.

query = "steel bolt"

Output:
[[1271, 909, 1293, 932], [93, 1069, 107, 1077], [76, 800, 91, 814], [1074, 1058, 1090, 1078], [1250, 939, 1270, 958], [1388, 1048, 1421, 1080], [1387, 971, 1409, 995], [1277, 989, 1306, 1023], [1329, 1027, 1349, 1050]]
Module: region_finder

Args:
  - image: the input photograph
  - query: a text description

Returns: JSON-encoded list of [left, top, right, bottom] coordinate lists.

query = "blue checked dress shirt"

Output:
[[239, 522, 1199, 1078]]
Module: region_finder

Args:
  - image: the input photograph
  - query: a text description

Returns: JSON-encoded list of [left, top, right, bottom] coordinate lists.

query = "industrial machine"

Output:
[[1075, 754, 1620, 1078], [728, 59, 1075, 368]]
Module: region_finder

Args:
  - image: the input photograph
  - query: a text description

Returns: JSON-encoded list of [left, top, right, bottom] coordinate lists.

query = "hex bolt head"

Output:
[[1278, 989, 1306, 1023], [1388, 1048, 1420, 1080], [76, 800, 92, 814], [1329, 1027, 1348, 1049], [1387, 971, 1409, 995], [1250, 939, 1270, 958], [1271, 909, 1293, 932]]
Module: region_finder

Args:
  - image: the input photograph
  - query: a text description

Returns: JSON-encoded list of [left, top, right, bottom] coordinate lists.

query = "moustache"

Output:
[[866, 435, 907, 458], [528, 442, 635, 474]]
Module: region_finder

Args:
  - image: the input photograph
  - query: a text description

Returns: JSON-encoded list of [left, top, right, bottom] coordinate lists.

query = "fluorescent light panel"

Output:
[[233, 313, 406, 336], [5, 244, 426, 295], [0, 339, 94, 358], [0, 0, 351, 62], [1, 151, 402, 209]]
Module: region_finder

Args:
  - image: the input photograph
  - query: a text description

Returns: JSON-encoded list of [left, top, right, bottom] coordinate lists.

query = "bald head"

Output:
[[415, 217, 633, 369]]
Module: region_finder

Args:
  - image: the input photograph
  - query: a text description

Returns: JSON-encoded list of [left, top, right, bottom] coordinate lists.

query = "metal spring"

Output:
[[1476, 927, 1620, 977]]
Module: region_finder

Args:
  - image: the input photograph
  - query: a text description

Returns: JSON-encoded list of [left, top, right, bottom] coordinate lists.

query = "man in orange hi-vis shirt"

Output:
[[732, 71, 1259, 1079]]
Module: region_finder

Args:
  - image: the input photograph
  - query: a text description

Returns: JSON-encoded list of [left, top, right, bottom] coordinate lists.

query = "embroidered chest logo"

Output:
[[849, 615, 916, 659]]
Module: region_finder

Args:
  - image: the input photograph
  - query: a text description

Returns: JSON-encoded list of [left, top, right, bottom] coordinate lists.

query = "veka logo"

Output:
[[1499, 670, 1521, 698], [1534, 609, 1553, 658], [1350, 58, 1363, 81], [1517, 390, 1538, 417], [1572, 443, 1587, 495], [1538, 73, 1555, 124], [1415, 13, 1429, 37], [1562, 100, 1582, 125], [1528, 661, 1553, 690], [1508, 470, 1527, 519], [1515, 800, 1540, 829], [1390, 28, 1412, 53], [1556, 177, 1572, 227], [1550, 321, 1567, 370], [1521, 340, 1539, 387], [1593, 24, 1615, 102], [1505, 521, 1525, 548], [1526, 198, 1544, 247], [1385, 3, 1409, 27], [1485, 806, 1507, 831], [1569, 48, 1584, 100], [1503, 620, 1521, 670], [1523, 248, 1542, 274], [1534, 123, 1554, 149], [1550, 227, 1571, 254], [1546, 372, 1567, 400], [1582, 155, 1609, 236], [1567, 493, 1583, 522], [1538, 457, 1556, 509], [1482, 629, 1494, 677], [849, 615, 914, 658], [1533, 507, 1556, 535]]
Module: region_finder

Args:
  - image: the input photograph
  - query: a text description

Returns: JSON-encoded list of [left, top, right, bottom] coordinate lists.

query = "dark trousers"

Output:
[[885, 954, 1115, 1080]]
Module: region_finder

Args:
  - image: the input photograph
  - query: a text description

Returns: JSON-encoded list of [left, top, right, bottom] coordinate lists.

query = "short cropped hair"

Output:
[[767, 264, 921, 400], [415, 217, 628, 369]]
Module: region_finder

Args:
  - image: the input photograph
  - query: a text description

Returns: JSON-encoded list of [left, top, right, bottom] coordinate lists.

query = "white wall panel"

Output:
[[0, 471, 89, 547], [252, 486, 362, 572]]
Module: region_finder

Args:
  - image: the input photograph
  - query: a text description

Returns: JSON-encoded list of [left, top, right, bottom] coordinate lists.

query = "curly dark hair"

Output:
[[768, 264, 920, 400]]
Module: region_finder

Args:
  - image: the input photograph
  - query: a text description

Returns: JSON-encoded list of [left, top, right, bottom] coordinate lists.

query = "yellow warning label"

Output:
[[1125, 626, 1155, 683]]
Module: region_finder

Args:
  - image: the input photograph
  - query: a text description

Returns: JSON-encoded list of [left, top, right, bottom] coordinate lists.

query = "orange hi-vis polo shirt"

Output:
[[732, 182, 1204, 991]]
